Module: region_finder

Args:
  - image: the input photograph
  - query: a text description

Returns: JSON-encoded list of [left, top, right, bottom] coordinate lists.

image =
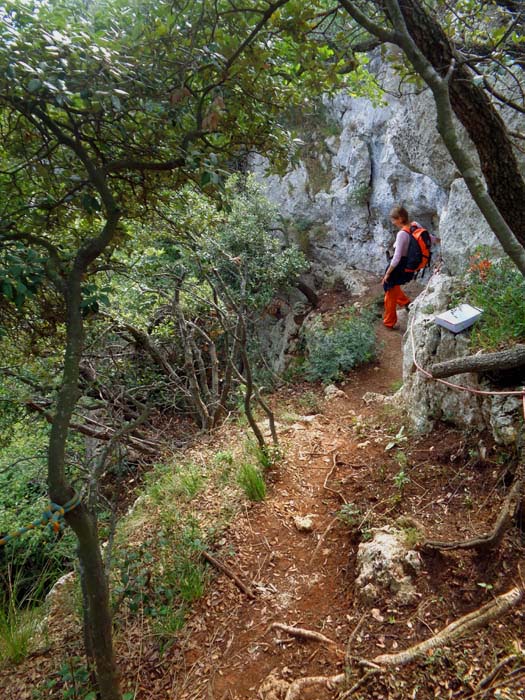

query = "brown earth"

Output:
[[3, 283, 524, 700]]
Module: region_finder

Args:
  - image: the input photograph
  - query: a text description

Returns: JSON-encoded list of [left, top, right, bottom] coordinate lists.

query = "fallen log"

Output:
[[430, 344, 525, 379]]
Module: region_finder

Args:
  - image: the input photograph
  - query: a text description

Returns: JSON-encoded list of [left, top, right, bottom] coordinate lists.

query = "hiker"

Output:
[[382, 205, 440, 329]]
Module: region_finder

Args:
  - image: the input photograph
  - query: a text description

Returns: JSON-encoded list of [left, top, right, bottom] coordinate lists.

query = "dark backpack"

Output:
[[404, 223, 432, 279]]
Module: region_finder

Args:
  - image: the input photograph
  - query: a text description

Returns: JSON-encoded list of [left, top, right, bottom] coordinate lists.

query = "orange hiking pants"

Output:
[[383, 285, 410, 328]]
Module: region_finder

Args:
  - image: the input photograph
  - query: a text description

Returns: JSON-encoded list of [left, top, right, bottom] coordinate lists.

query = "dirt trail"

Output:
[[118, 289, 415, 699], [149, 284, 523, 700]]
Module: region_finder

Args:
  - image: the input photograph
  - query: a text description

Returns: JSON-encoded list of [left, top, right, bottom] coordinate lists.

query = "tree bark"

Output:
[[430, 345, 525, 378], [46, 200, 122, 699], [397, 0, 525, 247]]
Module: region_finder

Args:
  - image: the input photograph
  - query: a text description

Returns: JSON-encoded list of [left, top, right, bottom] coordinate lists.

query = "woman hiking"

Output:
[[382, 205, 439, 329]]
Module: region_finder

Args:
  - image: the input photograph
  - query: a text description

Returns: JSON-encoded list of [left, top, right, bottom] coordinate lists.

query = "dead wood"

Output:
[[201, 551, 256, 600], [370, 586, 523, 667], [430, 344, 525, 378], [270, 623, 343, 653], [423, 465, 523, 553], [26, 401, 159, 456]]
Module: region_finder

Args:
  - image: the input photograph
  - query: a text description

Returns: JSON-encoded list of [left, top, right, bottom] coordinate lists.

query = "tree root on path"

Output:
[[370, 585, 523, 666], [202, 551, 256, 599], [270, 623, 344, 654], [284, 672, 345, 700], [423, 465, 523, 554], [261, 587, 523, 699]]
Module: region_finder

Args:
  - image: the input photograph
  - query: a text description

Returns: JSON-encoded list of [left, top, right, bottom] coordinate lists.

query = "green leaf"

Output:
[[27, 78, 42, 93], [80, 193, 101, 213]]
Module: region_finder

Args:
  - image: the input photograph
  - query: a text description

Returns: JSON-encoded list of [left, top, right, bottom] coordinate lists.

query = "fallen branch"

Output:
[[371, 586, 523, 667], [202, 551, 256, 600], [423, 465, 523, 554], [430, 344, 525, 378], [27, 401, 159, 456], [270, 622, 343, 653]]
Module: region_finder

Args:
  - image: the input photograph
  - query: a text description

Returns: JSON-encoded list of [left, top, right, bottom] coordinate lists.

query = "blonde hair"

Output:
[[389, 205, 409, 224]]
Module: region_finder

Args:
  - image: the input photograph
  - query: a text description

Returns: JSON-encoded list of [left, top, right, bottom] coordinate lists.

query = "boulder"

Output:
[[355, 526, 421, 606]]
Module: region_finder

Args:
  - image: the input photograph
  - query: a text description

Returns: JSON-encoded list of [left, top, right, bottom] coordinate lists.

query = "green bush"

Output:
[[303, 309, 377, 383], [0, 424, 76, 610], [461, 254, 525, 350]]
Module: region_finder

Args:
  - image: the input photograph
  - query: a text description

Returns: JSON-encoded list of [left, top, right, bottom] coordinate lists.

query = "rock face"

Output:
[[400, 272, 522, 443], [252, 77, 500, 287], [252, 62, 523, 441]]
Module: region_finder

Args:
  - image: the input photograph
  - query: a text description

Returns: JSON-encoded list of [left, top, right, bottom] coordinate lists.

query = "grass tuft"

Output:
[[237, 463, 266, 501]]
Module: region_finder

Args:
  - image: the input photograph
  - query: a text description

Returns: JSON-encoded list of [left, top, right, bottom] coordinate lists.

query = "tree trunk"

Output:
[[68, 506, 121, 700], [431, 344, 525, 378], [338, 0, 525, 274], [48, 207, 122, 700], [398, 0, 525, 248]]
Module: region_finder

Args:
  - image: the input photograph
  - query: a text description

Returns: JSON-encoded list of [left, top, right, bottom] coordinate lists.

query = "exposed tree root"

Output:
[[474, 654, 520, 693], [263, 588, 523, 700], [270, 623, 343, 654], [423, 465, 523, 554], [371, 586, 523, 666], [202, 551, 256, 600]]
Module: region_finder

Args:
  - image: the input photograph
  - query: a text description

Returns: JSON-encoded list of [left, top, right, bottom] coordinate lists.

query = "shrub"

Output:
[[303, 309, 377, 383], [461, 254, 525, 350]]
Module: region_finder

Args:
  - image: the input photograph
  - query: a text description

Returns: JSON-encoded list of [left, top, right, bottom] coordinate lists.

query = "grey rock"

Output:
[[355, 526, 421, 605]]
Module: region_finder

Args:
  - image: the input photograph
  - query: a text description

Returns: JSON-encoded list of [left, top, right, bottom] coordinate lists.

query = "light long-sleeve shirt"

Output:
[[390, 223, 439, 269]]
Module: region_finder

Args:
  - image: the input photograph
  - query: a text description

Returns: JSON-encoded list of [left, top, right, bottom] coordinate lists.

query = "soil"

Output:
[[2, 282, 524, 700]]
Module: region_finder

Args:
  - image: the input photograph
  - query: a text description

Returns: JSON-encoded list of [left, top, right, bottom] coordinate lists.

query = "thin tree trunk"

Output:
[[338, 0, 525, 275], [398, 0, 525, 247], [47, 205, 122, 700]]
